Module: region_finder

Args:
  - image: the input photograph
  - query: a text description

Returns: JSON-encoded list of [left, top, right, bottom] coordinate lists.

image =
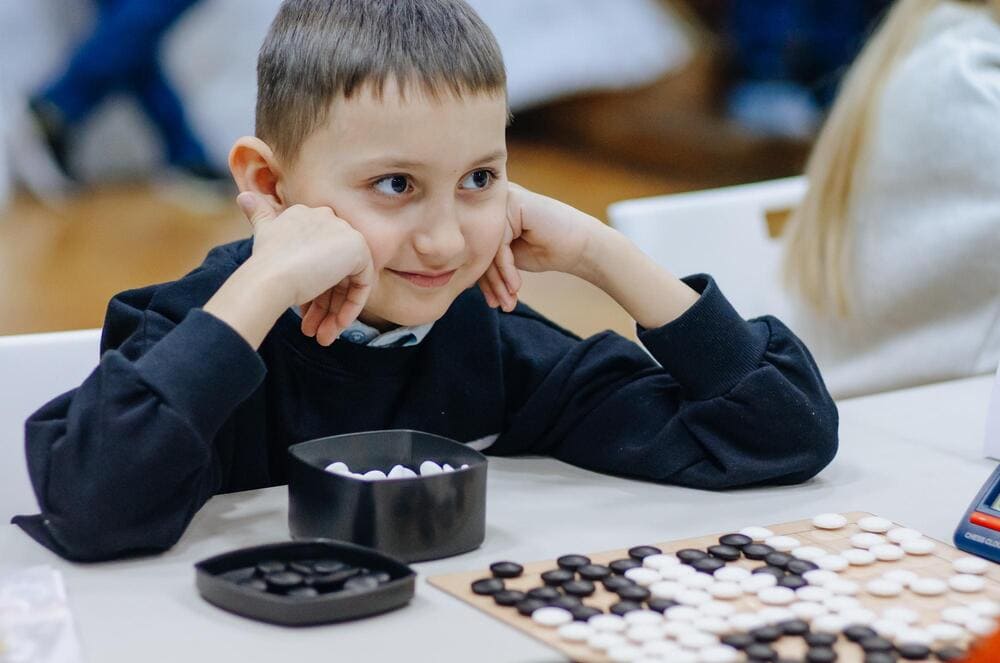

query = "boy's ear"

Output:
[[229, 136, 287, 212]]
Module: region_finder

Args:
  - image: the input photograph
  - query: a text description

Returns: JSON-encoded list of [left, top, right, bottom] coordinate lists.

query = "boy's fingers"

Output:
[[335, 277, 372, 331], [477, 277, 499, 308], [301, 291, 332, 337], [484, 263, 514, 312], [236, 191, 278, 228], [497, 244, 521, 294]]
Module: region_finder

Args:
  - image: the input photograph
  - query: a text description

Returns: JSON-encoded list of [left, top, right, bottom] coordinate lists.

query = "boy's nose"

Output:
[[413, 206, 466, 264]]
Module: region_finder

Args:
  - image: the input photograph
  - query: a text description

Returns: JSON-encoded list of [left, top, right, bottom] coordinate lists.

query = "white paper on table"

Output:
[[0, 566, 84, 663], [984, 362, 1000, 460]]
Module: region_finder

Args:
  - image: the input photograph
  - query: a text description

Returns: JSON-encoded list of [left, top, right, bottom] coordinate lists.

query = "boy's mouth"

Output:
[[388, 268, 457, 289]]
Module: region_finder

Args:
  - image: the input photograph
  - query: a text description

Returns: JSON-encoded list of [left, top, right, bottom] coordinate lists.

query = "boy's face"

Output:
[[278, 81, 509, 330]]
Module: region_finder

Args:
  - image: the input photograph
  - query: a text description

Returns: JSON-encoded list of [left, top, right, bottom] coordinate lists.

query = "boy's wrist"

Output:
[[202, 259, 291, 350]]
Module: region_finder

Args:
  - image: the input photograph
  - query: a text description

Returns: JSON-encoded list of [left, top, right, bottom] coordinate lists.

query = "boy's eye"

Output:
[[373, 175, 410, 196], [460, 169, 493, 190]]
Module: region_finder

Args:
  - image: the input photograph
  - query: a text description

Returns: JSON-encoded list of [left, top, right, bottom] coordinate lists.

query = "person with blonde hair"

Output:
[[783, 0, 1000, 398]]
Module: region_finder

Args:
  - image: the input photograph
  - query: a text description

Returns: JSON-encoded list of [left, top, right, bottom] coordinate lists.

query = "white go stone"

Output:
[[460, 464, 469, 470], [419, 460, 443, 476], [641, 641, 684, 657], [588, 632, 627, 651], [927, 622, 966, 644], [971, 600, 1000, 617], [739, 526, 774, 542], [624, 610, 664, 627], [941, 606, 978, 626], [729, 613, 767, 631], [796, 586, 830, 603], [910, 577, 947, 596], [851, 532, 887, 549], [626, 625, 665, 644], [803, 569, 839, 587], [812, 614, 849, 633], [324, 461, 351, 475], [362, 469, 388, 480], [679, 573, 715, 590], [840, 608, 877, 625], [865, 578, 903, 598], [662, 620, 699, 638], [740, 573, 777, 592], [824, 595, 860, 612], [789, 601, 828, 621], [708, 582, 743, 600], [813, 513, 848, 529], [759, 607, 796, 624], [872, 620, 906, 639], [858, 516, 894, 533], [948, 574, 986, 593], [676, 589, 712, 606], [882, 607, 920, 625], [967, 617, 998, 636], [827, 579, 860, 596], [664, 606, 701, 623], [871, 544, 905, 562], [841, 548, 877, 566], [442, 464, 455, 473], [558, 622, 592, 642], [649, 581, 682, 599], [643, 554, 680, 570], [607, 644, 644, 662], [713, 566, 751, 583], [896, 628, 934, 646], [678, 631, 718, 649], [882, 569, 918, 587], [953, 556, 990, 575], [695, 616, 732, 635], [886, 527, 922, 544], [816, 555, 849, 572], [901, 538, 936, 556], [757, 586, 796, 606], [532, 607, 573, 627], [698, 645, 742, 663], [791, 546, 827, 562], [659, 564, 697, 580], [625, 567, 663, 587], [764, 535, 801, 552], [590, 614, 628, 633], [387, 464, 415, 479], [699, 602, 737, 618]]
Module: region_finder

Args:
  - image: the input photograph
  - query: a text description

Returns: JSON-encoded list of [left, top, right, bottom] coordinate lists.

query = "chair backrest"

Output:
[[607, 176, 807, 320], [0, 329, 101, 520]]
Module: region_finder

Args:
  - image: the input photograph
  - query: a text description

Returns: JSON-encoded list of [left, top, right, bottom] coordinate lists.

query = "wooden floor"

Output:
[[0, 140, 700, 339]]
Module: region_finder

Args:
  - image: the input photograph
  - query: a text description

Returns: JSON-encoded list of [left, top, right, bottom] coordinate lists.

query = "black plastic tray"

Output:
[[287, 430, 488, 562], [194, 539, 416, 626]]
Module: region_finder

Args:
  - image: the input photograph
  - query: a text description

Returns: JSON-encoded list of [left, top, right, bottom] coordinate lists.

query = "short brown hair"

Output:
[[256, 0, 508, 162]]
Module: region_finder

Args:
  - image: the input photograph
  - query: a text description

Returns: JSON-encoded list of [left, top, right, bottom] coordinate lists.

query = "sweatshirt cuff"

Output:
[[135, 308, 266, 437], [637, 274, 767, 400]]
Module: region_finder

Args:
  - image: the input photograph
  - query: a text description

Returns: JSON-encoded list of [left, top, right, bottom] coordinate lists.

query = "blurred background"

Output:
[[0, 0, 890, 339]]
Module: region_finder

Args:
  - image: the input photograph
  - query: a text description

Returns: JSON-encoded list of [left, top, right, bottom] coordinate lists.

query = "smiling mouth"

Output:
[[388, 269, 457, 288]]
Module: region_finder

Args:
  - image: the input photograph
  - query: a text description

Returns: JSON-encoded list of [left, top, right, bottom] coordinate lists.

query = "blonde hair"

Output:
[[783, 0, 1000, 316]]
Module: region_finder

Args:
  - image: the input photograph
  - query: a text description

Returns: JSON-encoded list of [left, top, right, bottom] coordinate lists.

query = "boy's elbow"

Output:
[[775, 399, 840, 486]]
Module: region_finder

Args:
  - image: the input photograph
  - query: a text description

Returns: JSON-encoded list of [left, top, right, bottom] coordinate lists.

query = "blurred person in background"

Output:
[[19, 0, 227, 199], [783, 0, 1000, 397]]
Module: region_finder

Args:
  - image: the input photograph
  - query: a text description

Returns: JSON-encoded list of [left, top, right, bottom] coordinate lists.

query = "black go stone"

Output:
[[570, 605, 602, 622], [707, 544, 742, 561], [895, 643, 931, 660], [744, 643, 778, 661], [609, 559, 642, 575], [556, 554, 591, 571], [312, 560, 347, 575], [753, 565, 787, 579], [264, 571, 304, 593], [787, 559, 819, 575], [563, 580, 596, 597], [289, 561, 316, 576], [742, 544, 775, 560], [609, 600, 643, 615], [692, 557, 726, 574], [309, 568, 359, 591], [751, 625, 783, 643], [764, 552, 794, 568], [859, 636, 893, 653], [779, 619, 810, 636], [806, 647, 837, 663], [646, 598, 679, 613], [255, 560, 286, 575], [676, 548, 709, 564], [778, 574, 808, 590], [344, 575, 379, 592], [526, 586, 561, 602], [515, 598, 546, 616], [578, 564, 613, 581], [550, 595, 581, 610], [602, 576, 635, 592], [719, 533, 753, 548], [936, 647, 966, 661], [720, 633, 755, 650], [862, 654, 897, 663], [365, 570, 390, 584], [471, 577, 506, 596], [541, 569, 575, 586], [287, 586, 319, 598], [238, 578, 267, 592], [805, 633, 838, 648], [490, 561, 524, 579], [844, 625, 879, 642], [628, 545, 662, 560], [616, 585, 651, 602], [493, 590, 526, 606]]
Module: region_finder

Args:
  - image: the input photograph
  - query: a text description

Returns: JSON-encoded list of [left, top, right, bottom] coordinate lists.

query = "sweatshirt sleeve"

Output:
[[493, 275, 838, 489], [13, 275, 266, 562]]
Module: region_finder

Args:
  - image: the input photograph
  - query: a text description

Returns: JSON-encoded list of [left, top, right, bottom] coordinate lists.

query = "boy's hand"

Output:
[[478, 182, 604, 311]]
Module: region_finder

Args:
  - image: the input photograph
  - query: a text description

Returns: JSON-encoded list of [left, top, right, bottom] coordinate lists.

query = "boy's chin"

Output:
[[365, 298, 453, 329]]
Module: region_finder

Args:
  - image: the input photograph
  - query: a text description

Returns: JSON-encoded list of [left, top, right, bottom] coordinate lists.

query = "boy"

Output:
[[14, 0, 838, 562]]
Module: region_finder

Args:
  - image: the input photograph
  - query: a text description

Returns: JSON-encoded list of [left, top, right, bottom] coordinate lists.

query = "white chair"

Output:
[[607, 176, 807, 320], [0, 329, 101, 521]]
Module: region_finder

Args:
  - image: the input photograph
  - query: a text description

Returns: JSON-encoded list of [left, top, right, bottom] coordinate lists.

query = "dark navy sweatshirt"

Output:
[[14, 239, 838, 562]]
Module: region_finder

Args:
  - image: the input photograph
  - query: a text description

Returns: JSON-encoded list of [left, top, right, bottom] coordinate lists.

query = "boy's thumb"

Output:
[[236, 191, 274, 227]]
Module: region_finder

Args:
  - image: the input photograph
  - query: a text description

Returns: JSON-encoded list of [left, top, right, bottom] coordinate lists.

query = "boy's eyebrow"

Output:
[[356, 149, 508, 171]]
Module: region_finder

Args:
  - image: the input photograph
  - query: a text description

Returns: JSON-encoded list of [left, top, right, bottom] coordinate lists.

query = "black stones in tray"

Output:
[[627, 545, 662, 560], [556, 554, 591, 571], [489, 561, 523, 579], [194, 539, 415, 625], [720, 633, 754, 650], [858, 636, 893, 653]]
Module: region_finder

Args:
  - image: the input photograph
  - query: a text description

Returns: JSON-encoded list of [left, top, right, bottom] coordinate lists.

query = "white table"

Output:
[[2, 375, 997, 662]]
